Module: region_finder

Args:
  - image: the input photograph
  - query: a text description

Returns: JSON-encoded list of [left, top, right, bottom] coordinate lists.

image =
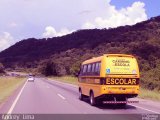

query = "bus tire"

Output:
[[79, 88, 84, 100], [121, 103, 127, 107], [89, 91, 96, 106]]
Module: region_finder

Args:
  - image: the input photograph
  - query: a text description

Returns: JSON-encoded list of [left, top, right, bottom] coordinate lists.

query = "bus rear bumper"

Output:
[[95, 94, 139, 104], [96, 94, 138, 100], [103, 100, 139, 104]]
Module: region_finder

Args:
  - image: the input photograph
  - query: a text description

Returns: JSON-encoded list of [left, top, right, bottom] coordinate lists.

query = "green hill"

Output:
[[0, 16, 160, 91]]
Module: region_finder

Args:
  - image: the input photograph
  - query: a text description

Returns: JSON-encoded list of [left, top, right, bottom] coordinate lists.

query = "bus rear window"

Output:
[[106, 56, 138, 75]]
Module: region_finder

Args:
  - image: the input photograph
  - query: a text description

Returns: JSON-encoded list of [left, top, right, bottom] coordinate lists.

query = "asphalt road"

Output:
[[1, 77, 160, 119]]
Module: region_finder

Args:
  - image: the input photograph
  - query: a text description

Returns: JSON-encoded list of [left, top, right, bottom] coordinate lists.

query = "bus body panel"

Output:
[[78, 83, 101, 97]]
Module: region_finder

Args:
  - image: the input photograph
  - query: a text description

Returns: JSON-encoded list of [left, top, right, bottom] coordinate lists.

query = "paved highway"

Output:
[[0, 77, 160, 119]]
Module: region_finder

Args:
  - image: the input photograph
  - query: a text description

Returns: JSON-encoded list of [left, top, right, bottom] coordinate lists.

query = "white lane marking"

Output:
[[57, 94, 66, 100], [129, 104, 160, 114], [7, 81, 27, 114]]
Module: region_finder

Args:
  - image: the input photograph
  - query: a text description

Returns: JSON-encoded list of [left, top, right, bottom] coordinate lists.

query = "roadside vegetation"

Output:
[[48, 76, 78, 85], [139, 88, 160, 101], [48, 76, 160, 101], [0, 63, 5, 75], [0, 77, 26, 104]]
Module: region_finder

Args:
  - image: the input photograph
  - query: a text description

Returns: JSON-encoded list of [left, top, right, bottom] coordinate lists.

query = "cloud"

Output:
[[0, 0, 149, 41], [8, 22, 18, 27], [0, 32, 14, 51], [42, 26, 73, 38], [82, 1, 147, 29], [78, 10, 92, 15]]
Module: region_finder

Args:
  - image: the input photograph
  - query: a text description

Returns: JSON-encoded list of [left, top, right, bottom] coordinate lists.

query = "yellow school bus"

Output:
[[78, 54, 140, 106]]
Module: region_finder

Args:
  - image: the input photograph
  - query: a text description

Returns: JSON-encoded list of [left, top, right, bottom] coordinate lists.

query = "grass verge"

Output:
[[48, 76, 160, 101], [138, 88, 160, 101], [0, 77, 26, 105]]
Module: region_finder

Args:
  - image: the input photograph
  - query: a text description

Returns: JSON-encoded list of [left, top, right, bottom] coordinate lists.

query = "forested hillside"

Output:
[[0, 16, 160, 90]]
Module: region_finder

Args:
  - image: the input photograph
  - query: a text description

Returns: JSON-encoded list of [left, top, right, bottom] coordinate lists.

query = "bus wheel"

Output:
[[79, 89, 83, 100], [90, 91, 96, 106]]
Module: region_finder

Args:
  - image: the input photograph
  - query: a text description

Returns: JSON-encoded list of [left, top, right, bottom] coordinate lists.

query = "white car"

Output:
[[28, 76, 35, 82]]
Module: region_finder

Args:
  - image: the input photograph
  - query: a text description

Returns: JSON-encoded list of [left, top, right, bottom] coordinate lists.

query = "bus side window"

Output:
[[98, 62, 101, 73], [80, 65, 83, 75], [82, 65, 86, 73], [83, 65, 87, 74], [87, 64, 91, 73], [95, 63, 98, 72], [91, 63, 95, 73], [95, 62, 101, 75]]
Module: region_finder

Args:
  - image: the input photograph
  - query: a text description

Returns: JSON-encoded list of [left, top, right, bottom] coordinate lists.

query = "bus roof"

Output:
[[104, 54, 134, 57], [82, 56, 103, 65], [82, 54, 135, 65]]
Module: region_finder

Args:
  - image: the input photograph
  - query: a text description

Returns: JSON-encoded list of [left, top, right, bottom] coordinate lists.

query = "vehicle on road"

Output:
[[27, 76, 35, 82], [78, 54, 140, 106]]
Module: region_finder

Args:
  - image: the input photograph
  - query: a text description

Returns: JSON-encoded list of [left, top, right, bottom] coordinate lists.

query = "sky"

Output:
[[0, 0, 160, 51]]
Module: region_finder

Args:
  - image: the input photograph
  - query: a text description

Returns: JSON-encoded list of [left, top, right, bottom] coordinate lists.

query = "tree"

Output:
[[70, 61, 81, 76], [0, 63, 5, 73], [39, 62, 57, 76]]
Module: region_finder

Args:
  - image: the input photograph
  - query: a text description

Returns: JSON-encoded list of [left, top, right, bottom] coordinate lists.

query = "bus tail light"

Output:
[[108, 91, 112, 94]]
